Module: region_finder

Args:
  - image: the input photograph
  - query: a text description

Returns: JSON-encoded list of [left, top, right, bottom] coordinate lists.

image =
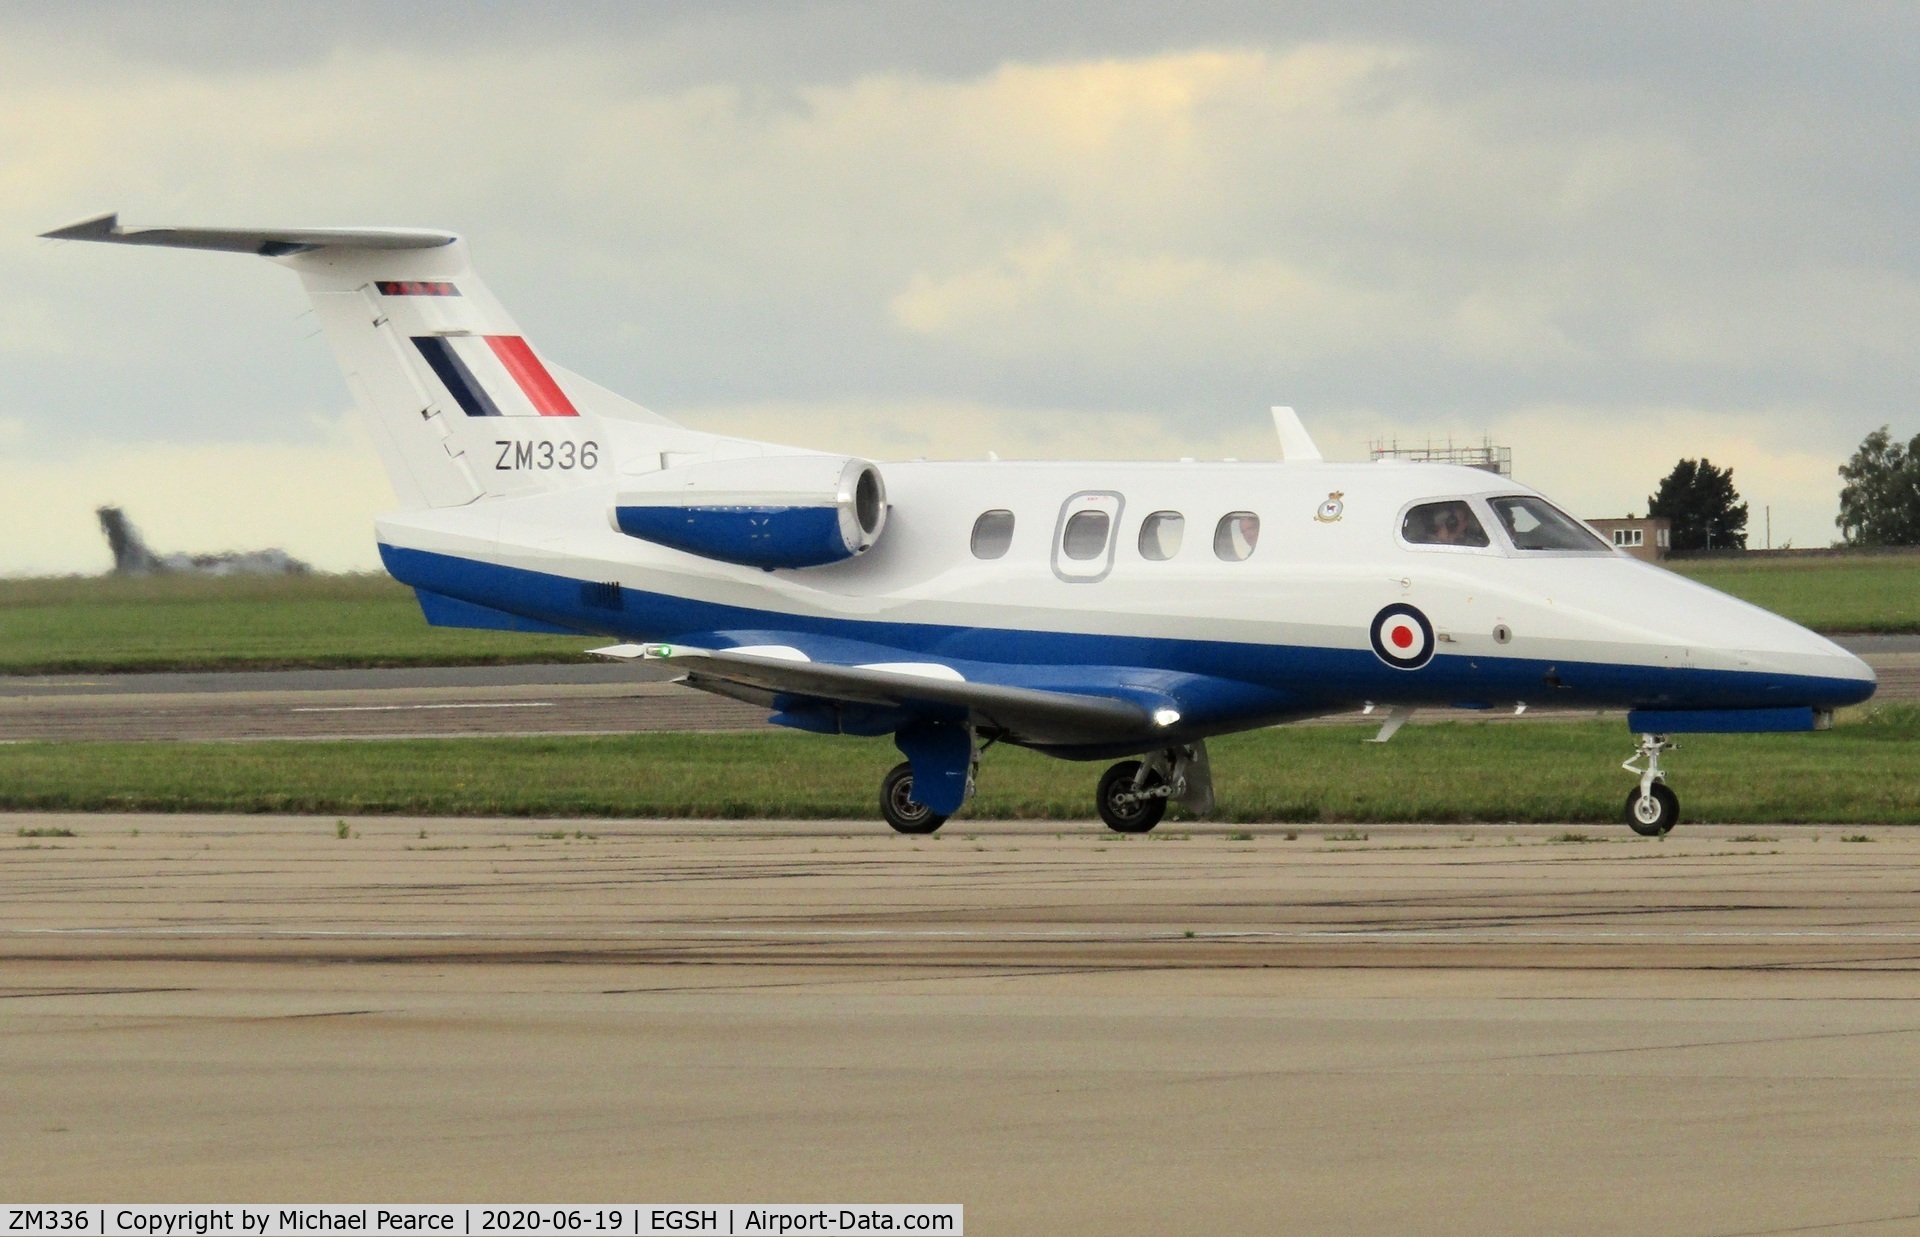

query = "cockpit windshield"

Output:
[[1402, 500, 1491, 548], [1487, 496, 1609, 552]]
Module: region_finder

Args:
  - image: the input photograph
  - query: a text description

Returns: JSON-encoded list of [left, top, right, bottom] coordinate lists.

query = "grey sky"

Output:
[[2, 2, 1916, 569]]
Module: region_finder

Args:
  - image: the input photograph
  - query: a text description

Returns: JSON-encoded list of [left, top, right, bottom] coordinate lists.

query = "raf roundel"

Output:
[[1370, 603, 1435, 670]]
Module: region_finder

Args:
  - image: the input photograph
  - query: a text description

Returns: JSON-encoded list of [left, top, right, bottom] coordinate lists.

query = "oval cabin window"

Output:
[[1213, 512, 1260, 561], [1138, 511, 1184, 561], [970, 510, 1015, 559], [1062, 510, 1112, 561]]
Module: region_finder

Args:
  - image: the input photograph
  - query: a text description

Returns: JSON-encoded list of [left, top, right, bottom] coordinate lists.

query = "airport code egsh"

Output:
[[5, 1209, 960, 1237]]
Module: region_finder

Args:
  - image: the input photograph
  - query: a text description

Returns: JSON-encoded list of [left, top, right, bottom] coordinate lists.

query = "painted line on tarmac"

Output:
[[290, 702, 558, 713], [8, 926, 1920, 942]]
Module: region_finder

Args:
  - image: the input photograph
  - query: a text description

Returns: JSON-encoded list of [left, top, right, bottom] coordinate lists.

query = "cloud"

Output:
[[0, 19, 1911, 571], [676, 397, 1280, 464]]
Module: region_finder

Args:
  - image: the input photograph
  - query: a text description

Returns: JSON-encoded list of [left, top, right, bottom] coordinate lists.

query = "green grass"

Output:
[[2, 714, 1915, 824], [0, 574, 590, 673], [1666, 553, 1920, 632]]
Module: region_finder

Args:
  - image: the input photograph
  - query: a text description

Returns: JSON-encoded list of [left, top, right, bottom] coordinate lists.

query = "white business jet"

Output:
[[43, 214, 1876, 836]]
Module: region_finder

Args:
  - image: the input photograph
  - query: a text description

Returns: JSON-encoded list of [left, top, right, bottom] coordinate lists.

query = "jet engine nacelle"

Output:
[[611, 454, 887, 569]]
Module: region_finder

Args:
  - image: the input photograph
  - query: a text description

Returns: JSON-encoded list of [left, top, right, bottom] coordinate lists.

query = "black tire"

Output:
[[1624, 782, 1679, 836], [1098, 760, 1168, 833], [881, 761, 948, 834]]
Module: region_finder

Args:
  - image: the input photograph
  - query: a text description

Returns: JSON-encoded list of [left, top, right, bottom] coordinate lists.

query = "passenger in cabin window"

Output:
[[1214, 512, 1260, 561]]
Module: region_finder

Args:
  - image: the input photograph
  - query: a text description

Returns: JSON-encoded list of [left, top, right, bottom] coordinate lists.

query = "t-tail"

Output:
[[39, 212, 678, 510]]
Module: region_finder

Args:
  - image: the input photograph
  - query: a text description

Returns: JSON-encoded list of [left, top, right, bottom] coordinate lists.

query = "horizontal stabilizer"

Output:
[[40, 212, 455, 256], [592, 643, 1149, 745]]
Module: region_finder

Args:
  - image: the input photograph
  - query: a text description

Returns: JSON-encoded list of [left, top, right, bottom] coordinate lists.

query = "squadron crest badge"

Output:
[[1315, 491, 1345, 523]]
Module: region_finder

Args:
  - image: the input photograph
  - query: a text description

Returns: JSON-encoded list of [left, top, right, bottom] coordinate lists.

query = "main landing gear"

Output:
[[1096, 743, 1215, 834], [878, 738, 1217, 835], [879, 719, 978, 834], [1622, 733, 1680, 836], [880, 761, 949, 834]]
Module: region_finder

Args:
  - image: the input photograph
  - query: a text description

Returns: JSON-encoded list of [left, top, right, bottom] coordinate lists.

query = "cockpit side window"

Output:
[[1401, 500, 1490, 548], [1488, 496, 1609, 552]]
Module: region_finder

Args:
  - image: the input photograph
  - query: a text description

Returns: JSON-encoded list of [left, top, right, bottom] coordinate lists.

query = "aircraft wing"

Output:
[[591, 642, 1151, 746]]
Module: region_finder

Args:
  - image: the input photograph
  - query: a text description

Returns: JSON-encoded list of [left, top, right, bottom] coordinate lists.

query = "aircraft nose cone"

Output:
[[1629, 564, 1877, 709], [1808, 636, 1877, 706], [1735, 609, 1876, 707]]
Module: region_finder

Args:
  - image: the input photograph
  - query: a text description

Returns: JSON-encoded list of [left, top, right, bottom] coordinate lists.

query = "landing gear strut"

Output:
[[1622, 733, 1679, 836], [1097, 743, 1215, 833]]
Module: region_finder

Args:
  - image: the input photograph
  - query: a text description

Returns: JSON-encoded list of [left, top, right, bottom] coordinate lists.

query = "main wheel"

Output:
[[881, 761, 948, 834], [1098, 760, 1167, 833], [1624, 782, 1679, 836]]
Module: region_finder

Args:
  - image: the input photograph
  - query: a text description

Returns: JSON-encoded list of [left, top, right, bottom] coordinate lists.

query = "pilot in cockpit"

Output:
[[1405, 499, 1491, 548]]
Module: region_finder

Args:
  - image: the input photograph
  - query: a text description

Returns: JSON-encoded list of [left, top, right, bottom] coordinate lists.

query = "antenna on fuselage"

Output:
[[1271, 406, 1323, 462]]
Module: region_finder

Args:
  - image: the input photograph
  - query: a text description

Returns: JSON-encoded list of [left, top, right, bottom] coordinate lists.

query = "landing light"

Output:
[[1152, 708, 1181, 727]]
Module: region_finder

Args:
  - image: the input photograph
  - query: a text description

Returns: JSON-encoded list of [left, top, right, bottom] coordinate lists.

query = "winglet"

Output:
[[39, 212, 121, 243], [39, 211, 457, 256], [1271, 406, 1323, 462]]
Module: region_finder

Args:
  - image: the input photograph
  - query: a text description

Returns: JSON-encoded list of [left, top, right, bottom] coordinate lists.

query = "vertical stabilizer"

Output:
[[41, 213, 624, 510], [96, 505, 160, 575], [291, 241, 609, 508]]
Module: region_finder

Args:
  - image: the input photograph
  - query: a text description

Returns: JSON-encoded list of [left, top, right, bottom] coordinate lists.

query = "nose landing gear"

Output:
[[1622, 733, 1679, 836], [1097, 742, 1214, 833]]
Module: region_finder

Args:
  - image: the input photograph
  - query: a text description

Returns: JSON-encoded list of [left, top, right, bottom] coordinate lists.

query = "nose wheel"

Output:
[[1621, 733, 1679, 836], [1625, 782, 1679, 836]]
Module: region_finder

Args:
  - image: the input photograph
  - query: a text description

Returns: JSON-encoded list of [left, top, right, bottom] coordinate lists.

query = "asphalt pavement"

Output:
[[5, 816, 1918, 1230]]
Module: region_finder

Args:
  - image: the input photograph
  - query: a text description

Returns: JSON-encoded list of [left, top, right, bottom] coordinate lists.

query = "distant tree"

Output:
[[1647, 458, 1748, 551], [1836, 425, 1920, 546]]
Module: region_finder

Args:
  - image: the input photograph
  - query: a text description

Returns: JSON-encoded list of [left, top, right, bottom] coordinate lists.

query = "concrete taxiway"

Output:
[[0, 663, 769, 741], [4, 815, 1917, 1232]]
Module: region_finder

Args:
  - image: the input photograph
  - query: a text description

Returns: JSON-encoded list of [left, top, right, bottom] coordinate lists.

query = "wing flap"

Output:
[[593, 643, 1149, 744]]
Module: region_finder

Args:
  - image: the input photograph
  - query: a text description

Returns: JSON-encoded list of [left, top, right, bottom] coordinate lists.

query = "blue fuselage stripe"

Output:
[[379, 545, 1875, 716]]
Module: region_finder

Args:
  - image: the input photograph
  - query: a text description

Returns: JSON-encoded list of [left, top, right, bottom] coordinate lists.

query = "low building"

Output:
[[1587, 515, 1671, 562]]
